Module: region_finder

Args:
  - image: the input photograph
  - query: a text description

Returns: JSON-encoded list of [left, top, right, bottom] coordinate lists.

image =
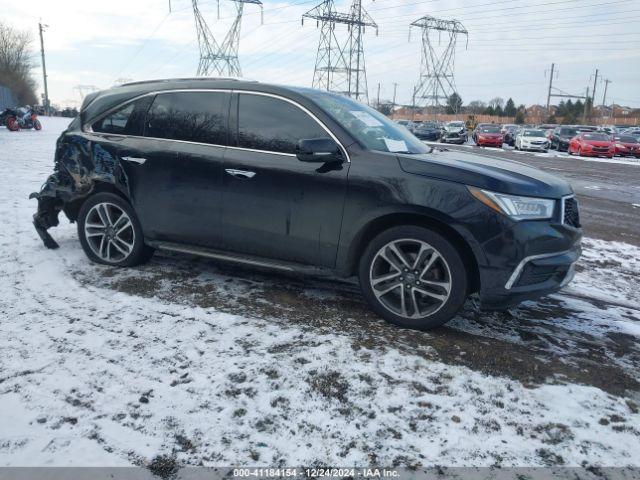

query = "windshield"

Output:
[[583, 133, 610, 141], [480, 126, 501, 133], [302, 90, 429, 154], [448, 122, 464, 128], [559, 128, 577, 136], [523, 130, 545, 137]]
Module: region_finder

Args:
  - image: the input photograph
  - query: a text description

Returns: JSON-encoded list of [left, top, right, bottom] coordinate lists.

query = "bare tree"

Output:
[[488, 97, 504, 109], [0, 21, 37, 105], [466, 100, 486, 114]]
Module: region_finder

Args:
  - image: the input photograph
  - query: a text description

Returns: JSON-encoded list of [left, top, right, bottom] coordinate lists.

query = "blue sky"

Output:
[[4, 0, 639, 109]]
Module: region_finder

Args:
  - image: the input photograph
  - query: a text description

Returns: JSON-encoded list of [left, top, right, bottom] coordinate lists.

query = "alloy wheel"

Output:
[[84, 202, 135, 263], [369, 239, 452, 319]]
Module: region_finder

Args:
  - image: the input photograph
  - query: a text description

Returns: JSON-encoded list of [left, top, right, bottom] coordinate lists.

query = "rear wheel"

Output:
[[359, 226, 468, 330], [6, 117, 19, 131], [34, 119, 42, 130], [77, 192, 154, 267]]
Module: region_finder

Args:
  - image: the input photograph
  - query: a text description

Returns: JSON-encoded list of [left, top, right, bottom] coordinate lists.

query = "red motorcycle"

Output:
[[4, 107, 42, 131]]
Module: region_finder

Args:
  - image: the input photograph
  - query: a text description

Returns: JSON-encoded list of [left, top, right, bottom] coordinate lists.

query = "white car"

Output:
[[515, 129, 550, 152]]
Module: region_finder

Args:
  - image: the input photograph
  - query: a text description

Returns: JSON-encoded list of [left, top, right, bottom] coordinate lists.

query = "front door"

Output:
[[221, 92, 349, 268]]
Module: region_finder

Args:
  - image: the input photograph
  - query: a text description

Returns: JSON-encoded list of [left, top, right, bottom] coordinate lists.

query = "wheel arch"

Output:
[[62, 180, 130, 222], [343, 211, 482, 294]]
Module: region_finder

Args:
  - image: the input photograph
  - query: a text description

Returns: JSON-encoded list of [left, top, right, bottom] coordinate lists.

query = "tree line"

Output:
[[0, 21, 38, 105], [446, 93, 526, 122]]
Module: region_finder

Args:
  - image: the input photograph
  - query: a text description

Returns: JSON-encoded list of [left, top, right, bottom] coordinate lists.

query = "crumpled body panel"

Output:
[[30, 133, 129, 249]]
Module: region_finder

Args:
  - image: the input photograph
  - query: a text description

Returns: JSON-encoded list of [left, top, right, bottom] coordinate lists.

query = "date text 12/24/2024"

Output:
[[233, 468, 400, 478]]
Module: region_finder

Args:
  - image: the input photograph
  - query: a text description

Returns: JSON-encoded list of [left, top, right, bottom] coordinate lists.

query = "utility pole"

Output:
[[192, 0, 263, 77], [582, 87, 590, 124], [303, 0, 377, 103], [376, 82, 380, 110], [391, 82, 398, 119], [602, 79, 612, 118], [38, 22, 50, 116], [409, 16, 468, 116], [545, 63, 555, 116], [590, 68, 599, 116]]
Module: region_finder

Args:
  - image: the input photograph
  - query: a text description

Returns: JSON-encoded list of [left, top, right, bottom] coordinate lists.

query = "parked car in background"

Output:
[[440, 121, 468, 144], [515, 129, 550, 152], [413, 121, 441, 141], [472, 123, 494, 143], [503, 125, 519, 147], [621, 128, 640, 140], [30, 78, 582, 330], [568, 132, 614, 158], [501, 124, 517, 135], [598, 125, 617, 135], [474, 125, 504, 148], [549, 126, 579, 151], [612, 134, 640, 157], [575, 125, 598, 132], [394, 119, 415, 132]]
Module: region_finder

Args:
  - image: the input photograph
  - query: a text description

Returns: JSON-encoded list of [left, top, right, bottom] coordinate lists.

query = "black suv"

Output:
[[31, 78, 582, 330], [550, 126, 579, 151]]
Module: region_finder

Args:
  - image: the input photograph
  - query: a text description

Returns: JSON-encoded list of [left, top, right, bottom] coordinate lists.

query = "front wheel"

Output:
[[34, 120, 42, 130], [359, 226, 468, 330], [77, 192, 154, 267]]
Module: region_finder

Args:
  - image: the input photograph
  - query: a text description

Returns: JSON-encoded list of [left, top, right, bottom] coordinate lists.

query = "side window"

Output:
[[145, 92, 228, 145], [92, 103, 136, 134], [237, 94, 329, 154]]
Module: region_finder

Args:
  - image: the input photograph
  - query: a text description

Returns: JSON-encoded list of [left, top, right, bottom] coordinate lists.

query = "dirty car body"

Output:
[[31, 78, 582, 329]]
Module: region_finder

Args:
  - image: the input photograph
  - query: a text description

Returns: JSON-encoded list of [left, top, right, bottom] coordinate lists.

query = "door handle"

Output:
[[225, 168, 256, 179], [121, 156, 147, 165]]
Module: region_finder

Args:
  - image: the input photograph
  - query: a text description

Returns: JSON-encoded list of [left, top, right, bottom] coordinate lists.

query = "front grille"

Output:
[[563, 197, 581, 228], [592, 147, 608, 153]]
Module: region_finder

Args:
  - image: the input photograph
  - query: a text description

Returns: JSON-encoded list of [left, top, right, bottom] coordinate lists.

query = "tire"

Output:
[[577, 147, 582, 157], [34, 120, 42, 130], [77, 192, 154, 267], [358, 225, 468, 330], [6, 117, 19, 131]]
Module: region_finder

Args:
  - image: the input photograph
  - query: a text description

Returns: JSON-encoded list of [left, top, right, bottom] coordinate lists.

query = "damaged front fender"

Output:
[[30, 133, 130, 249]]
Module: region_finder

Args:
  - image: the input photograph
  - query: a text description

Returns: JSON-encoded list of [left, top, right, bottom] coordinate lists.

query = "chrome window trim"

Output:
[[504, 249, 576, 290], [83, 88, 350, 162]]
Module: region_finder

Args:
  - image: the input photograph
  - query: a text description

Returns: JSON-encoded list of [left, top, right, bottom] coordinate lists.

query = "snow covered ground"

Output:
[[1, 118, 639, 469]]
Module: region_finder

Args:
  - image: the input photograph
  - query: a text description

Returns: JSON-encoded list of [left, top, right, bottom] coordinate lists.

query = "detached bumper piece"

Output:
[[30, 195, 63, 249]]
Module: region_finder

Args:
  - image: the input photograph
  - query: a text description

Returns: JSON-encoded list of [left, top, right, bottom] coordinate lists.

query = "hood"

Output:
[[583, 140, 612, 147], [397, 149, 572, 198], [478, 133, 502, 138], [444, 125, 465, 132]]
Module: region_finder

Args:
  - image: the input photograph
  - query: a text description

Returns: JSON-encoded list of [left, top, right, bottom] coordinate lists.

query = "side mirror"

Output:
[[296, 138, 343, 163]]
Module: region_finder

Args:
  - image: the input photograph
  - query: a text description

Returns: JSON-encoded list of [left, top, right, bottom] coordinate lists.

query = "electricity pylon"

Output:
[[192, 0, 262, 77], [303, 0, 377, 103], [410, 16, 467, 114]]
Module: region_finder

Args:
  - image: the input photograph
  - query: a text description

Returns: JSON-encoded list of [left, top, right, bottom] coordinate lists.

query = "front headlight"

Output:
[[468, 187, 555, 220]]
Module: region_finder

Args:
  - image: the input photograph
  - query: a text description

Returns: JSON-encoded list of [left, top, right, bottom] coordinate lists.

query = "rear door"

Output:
[[221, 92, 349, 268], [118, 90, 231, 247]]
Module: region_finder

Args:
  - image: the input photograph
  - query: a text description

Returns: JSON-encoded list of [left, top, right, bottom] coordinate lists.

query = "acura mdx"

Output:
[[31, 78, 582, 330]]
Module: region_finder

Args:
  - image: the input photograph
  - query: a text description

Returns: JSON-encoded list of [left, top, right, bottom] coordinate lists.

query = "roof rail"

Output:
[[118, 77, 256, 87]]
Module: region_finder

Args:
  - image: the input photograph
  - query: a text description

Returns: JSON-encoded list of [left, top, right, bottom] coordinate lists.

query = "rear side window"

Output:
[[237, 94, 328, 154], [92, 103, 136, 135], [145, 92, 228, 145]]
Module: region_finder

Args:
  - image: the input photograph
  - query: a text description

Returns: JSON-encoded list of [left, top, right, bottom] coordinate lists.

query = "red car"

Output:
[[612, 134, 640, 158], [568, 132, 614, 158], [475, 125, 503, 148]]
